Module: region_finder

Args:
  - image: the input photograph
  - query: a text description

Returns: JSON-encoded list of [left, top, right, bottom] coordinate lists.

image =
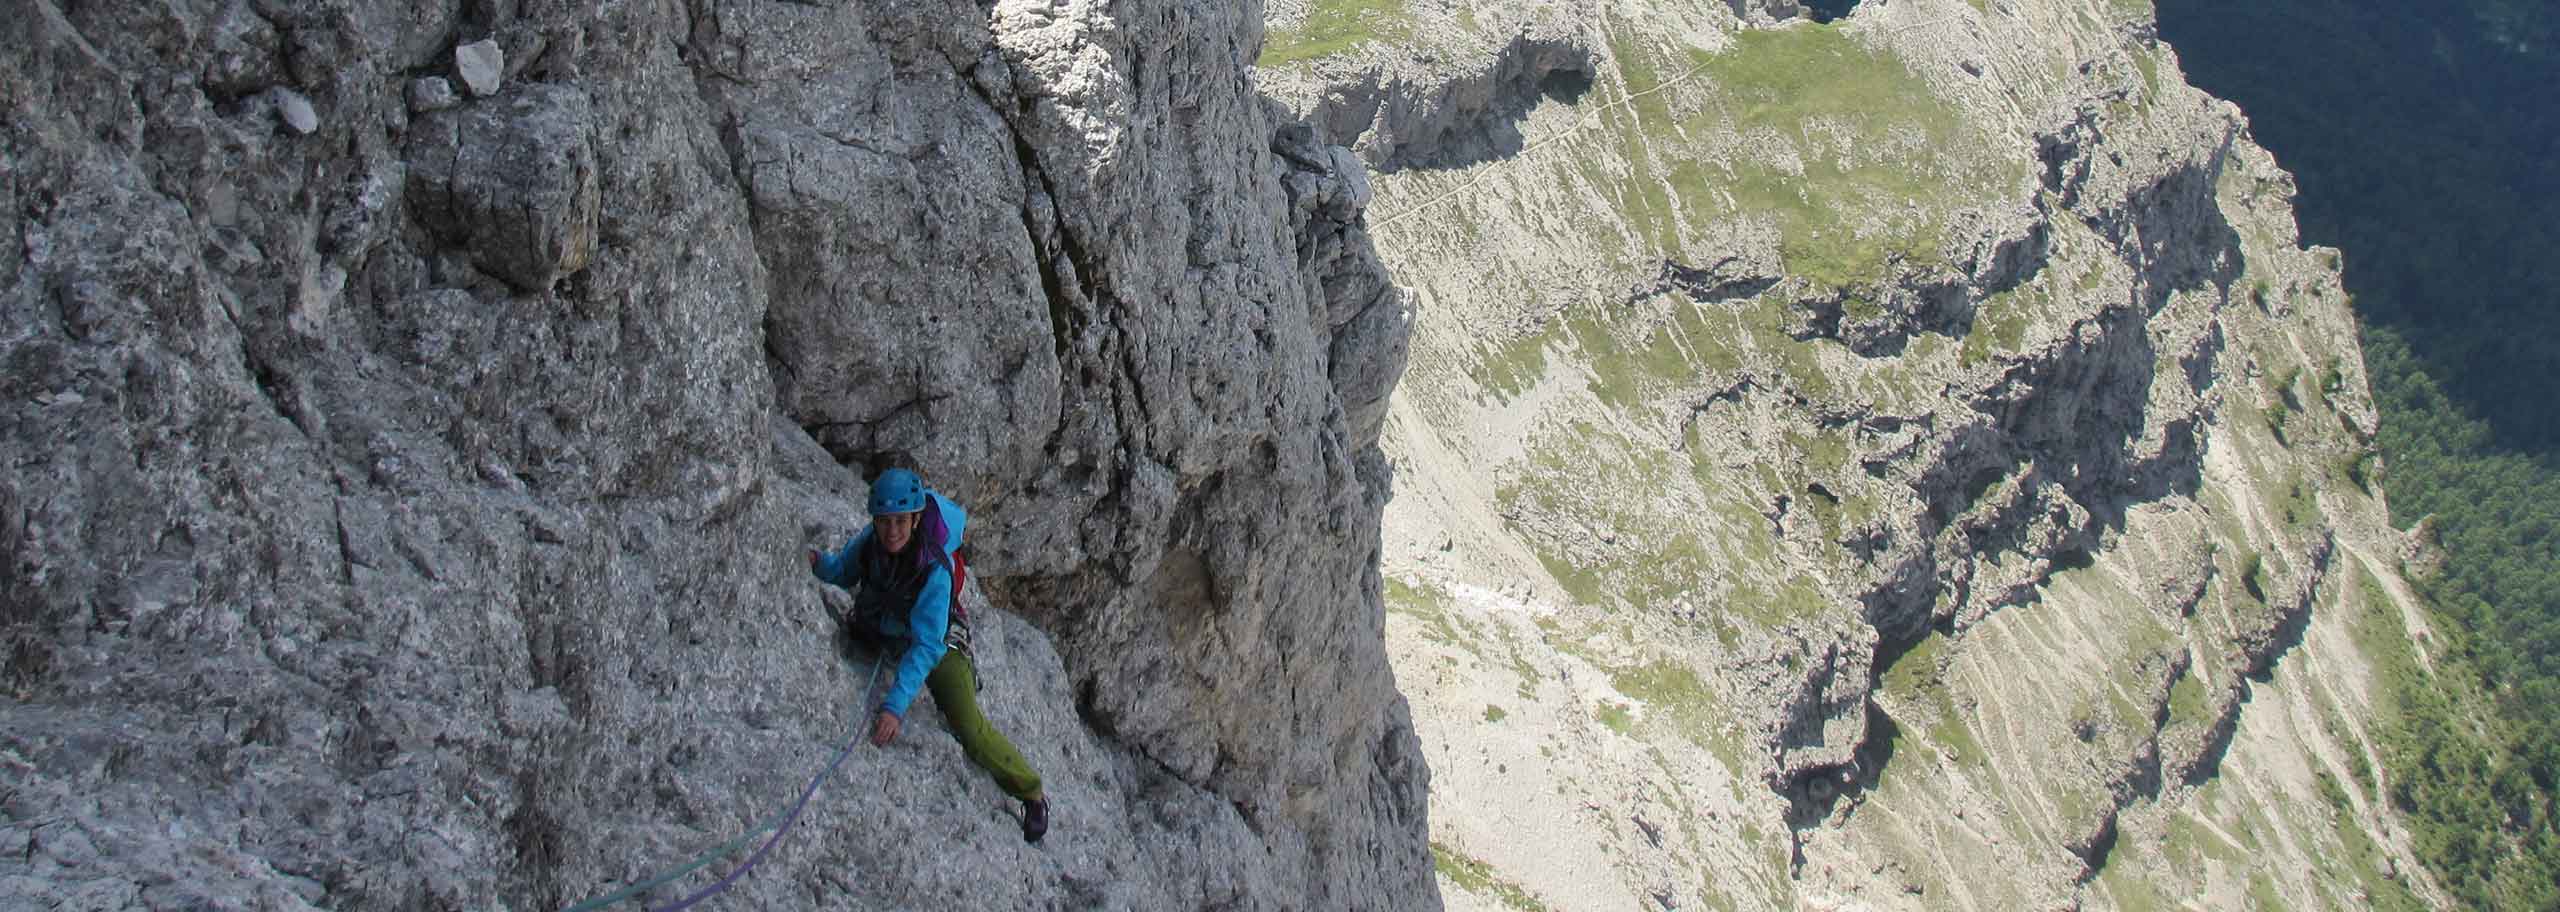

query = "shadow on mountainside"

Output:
[[1377, 63, 1595, 174]]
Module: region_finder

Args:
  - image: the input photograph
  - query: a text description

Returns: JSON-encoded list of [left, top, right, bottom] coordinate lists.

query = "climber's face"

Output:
[[875, 511, 919, 555]]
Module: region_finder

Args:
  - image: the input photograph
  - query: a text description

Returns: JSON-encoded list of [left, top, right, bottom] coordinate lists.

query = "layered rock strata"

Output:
[[1264, 0, 2442, 908]]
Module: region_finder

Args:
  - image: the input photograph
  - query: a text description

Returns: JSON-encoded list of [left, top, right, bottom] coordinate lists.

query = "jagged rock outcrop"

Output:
[[404, 84, 600, 291], [0, 1, 1429, 909], [1306, 32, 1596, 174], [1259, 3, 1599, 173]]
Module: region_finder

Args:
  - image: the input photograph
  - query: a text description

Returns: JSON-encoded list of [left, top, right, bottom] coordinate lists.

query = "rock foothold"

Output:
[[402, 85, 598, 290], [408, 77, 458, 113], [455, 39, 503, 97], [271, 88, 318, 134]]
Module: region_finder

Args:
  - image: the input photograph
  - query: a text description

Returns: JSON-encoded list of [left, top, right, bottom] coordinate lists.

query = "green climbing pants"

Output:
[[926, 650, 1043, 801]]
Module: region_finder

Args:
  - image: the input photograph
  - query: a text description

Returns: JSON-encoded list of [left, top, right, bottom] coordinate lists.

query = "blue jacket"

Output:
[[812, 491, 967, 718]]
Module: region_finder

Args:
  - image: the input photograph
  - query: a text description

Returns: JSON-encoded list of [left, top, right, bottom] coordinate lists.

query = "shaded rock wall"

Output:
[[1, 0, 1426, 908], [1259, 4, 1601, 174]]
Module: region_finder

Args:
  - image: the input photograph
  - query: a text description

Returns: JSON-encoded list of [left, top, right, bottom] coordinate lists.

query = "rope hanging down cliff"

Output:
[[558, 654, 883, 912]]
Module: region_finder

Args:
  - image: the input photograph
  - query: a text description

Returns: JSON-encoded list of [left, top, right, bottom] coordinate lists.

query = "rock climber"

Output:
[[809, 467, 1049, 843]]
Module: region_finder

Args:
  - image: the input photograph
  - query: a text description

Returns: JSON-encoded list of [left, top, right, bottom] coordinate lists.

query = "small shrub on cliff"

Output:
[[1597, 700, 1634, 735], [2237, 550, 2268, 601], [2340, 448, 2377, 494]]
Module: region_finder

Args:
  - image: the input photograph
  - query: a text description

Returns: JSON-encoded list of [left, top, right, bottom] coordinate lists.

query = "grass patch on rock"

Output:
[[2166, 668, 2211, 728], [1880, 628, 1948, 696], [1432, 841, 1552, 912], [2165, 808, 2248, 867], [2319, 781, 2429, 911], [1877, 632, 1990, 766], [1961, 285, 2040, 366], [1465, 291, 1768, 407], [1499, 421, 1766, 618], [1468, 327, 1554, 402], [1565, 302, 1748, 409], [1611, 659, 1746, 769], [1725, 572, 1834, 630], [2134, 46, 2165, 104], [1597, 699, 1635, 735], [1605, 23, 2012, 291], [1387, 575, 1483, 659], [2347, 568, 2416, 722], [1259, 0, 1415, 67], [2094, 851, 2180, 912], [1496, 624, 1544, 700]]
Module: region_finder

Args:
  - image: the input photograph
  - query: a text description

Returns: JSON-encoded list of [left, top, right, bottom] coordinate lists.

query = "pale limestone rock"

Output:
[[455, 38, 503, 97], [271, 87, 317, 134]]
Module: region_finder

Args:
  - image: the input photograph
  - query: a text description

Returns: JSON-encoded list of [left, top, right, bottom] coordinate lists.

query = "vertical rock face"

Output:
[[1, 0, 1426, 909], [404, 84, 599, 291]]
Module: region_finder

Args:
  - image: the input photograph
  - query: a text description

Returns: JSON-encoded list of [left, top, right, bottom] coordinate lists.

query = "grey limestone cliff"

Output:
[[2, 0, 1429, 909]]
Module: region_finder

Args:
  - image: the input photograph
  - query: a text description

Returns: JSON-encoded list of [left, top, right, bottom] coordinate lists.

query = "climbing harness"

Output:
[[559, 654, 884, 912]]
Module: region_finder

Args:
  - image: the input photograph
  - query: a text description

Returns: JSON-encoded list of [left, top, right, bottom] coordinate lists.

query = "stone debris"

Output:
[[1632, 812, 1663, 847], [455, 39, 503, 97]]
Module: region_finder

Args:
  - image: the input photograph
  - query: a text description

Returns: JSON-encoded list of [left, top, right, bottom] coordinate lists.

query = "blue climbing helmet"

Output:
[[867, 467, 926, 515]]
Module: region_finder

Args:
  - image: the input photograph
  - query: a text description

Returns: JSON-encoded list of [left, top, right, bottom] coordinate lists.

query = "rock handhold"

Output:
[[408, 77, 458, 113], [403, 85, 599, 291], [455, 39, 504, 97], [270, 88, 318, 135], [202, 3, 283, 100]]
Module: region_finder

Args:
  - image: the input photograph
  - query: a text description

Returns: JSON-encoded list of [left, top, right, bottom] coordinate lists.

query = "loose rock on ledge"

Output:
[[455, 38, 504, 97]]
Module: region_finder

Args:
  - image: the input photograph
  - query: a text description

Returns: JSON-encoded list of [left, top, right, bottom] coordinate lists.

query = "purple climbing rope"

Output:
[[644, 724, 865, 912], [559, 652, 883, 912]]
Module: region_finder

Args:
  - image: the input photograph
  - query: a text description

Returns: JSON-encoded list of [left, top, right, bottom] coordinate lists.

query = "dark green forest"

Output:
[[2155, 0, 2560, 907]]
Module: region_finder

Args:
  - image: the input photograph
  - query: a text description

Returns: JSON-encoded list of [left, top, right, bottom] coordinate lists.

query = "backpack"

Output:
[[853, 497, 972, 652], [944, 546, 972, 633]]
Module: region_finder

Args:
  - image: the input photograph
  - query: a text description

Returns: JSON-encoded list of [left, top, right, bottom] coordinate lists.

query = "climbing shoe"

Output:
[[1022, 797, 1049, 844]]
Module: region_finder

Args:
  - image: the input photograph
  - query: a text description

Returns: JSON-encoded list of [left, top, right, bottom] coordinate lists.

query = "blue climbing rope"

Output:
[[560, 654, 882, 912]]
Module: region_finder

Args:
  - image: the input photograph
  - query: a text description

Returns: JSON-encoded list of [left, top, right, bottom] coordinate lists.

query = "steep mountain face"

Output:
[[1261, 0, 2448, 909], [2, 1, 1431, 909]]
